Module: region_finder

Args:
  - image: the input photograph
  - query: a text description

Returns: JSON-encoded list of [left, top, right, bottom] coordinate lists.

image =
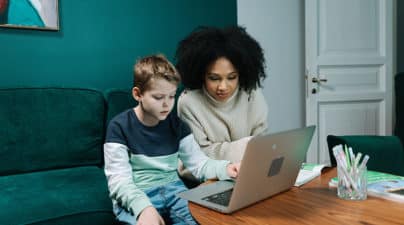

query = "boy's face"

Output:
[[132, 78, 177, 126]]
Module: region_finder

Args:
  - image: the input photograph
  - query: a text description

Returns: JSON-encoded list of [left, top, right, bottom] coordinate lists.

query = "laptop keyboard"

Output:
[[202, 189, 233, 206]]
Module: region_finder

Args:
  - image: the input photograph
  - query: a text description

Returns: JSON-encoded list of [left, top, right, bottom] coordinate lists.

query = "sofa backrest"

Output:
[[104, 89, 138, 124], [0, 88, 106, 175]]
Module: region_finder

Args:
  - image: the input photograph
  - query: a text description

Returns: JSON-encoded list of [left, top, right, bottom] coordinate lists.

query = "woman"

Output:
[[176, 25, 268, 163]]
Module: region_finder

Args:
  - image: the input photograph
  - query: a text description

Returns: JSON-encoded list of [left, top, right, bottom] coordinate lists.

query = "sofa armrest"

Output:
[[327, 135, 404, 176], [395, 72, 404, 145]]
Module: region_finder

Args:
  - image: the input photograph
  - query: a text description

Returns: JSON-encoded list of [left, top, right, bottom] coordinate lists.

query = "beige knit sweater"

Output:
[[178, 87, 268, 163]]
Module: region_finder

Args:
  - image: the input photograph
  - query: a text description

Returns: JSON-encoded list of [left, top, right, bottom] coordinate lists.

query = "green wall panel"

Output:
[[0, 0, 236, 90]]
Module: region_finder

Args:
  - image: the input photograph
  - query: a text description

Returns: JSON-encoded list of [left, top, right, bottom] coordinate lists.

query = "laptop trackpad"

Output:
[[202, 189, 233, 206], [177, 180, 235, 204]]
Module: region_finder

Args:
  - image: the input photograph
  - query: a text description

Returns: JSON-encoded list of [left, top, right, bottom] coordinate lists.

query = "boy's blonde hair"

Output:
[[133, 54, 180, 92]]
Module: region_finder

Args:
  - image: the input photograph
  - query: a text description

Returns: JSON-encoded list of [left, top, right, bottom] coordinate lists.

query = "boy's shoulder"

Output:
[[105, 108, 135, 144], [166, 110, 183, 126], [166, 112, 191, 138], [108, 108, 134, 127]]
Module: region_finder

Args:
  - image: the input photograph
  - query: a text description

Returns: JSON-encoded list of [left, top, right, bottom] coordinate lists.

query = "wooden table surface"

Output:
[[189, 167, 404, 225]]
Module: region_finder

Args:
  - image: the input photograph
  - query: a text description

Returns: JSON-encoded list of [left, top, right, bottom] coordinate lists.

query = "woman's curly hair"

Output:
[[175, 26, 267, 93]]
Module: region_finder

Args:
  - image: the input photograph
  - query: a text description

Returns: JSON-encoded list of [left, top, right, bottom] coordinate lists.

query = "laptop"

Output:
[[177, 126, 315, 214]]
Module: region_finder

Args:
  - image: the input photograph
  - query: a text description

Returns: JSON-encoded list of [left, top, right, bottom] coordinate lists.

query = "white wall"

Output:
[[398, 0, 404, 73], [237, 0, 305, 133]]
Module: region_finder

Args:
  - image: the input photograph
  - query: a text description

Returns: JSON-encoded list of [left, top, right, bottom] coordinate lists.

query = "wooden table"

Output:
[[189, 167, 404, 225]]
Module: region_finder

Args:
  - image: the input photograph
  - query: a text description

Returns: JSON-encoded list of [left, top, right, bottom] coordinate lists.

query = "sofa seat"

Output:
[[0, 166, 114, 225]]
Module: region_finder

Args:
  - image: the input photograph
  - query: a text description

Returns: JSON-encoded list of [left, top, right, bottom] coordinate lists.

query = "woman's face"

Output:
[[204, 57, 239, 102]]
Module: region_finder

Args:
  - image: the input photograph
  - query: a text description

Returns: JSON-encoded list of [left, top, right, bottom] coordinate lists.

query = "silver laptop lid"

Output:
[[227, 126, 315, 212]]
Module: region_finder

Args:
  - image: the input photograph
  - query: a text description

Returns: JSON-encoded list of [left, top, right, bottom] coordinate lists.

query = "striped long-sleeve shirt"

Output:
[[104, 109, 230, 219]]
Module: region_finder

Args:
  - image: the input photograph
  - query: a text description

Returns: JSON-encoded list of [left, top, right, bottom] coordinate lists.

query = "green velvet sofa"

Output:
[[0, 87, 122, 225], [327, 73, 404, 176]]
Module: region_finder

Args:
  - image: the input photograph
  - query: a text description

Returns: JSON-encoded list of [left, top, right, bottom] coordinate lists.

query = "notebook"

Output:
[[177, 126, 315, 214]]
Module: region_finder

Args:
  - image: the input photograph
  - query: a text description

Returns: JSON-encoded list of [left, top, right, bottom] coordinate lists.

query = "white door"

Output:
[[305, 0, 394, 164]]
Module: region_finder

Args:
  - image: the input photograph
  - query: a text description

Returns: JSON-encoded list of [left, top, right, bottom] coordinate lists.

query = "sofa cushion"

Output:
[[0, 166, 115, 225], [0, 88, 105, 175]]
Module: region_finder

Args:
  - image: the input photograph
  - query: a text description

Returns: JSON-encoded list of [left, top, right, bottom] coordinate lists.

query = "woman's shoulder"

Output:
[[252, 88, 265, 100], [238, 88, 265, 102], [178, 89, 204, 106]]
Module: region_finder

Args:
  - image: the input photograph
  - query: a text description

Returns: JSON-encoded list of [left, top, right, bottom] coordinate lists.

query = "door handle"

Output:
[[312, 77, 327, 83]]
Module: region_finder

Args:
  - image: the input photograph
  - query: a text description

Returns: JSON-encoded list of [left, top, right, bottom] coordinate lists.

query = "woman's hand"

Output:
[[226, 162, 240, 178], [137, 206, 165, 225]]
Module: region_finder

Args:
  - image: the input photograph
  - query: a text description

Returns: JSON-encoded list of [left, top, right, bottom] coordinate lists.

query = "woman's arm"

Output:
[[178, 102, 251, 162]]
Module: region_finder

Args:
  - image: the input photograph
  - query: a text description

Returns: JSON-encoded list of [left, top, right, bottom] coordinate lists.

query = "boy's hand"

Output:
[[226, 162, 240, 178], [137, 206, 165, 225]]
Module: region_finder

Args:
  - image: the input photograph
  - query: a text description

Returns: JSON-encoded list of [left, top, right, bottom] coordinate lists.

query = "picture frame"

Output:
[[0, 0, 59, 31]]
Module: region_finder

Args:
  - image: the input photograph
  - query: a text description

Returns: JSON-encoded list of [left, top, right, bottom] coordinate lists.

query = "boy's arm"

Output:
[[104, 142, 152, 219], [178, 134, 231, 181]]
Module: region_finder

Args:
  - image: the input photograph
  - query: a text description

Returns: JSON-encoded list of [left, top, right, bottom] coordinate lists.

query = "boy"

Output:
[[104, 54, 239, 225]]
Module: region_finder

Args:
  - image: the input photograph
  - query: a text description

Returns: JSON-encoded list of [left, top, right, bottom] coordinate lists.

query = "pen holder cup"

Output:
[[337, 166, 367, 200]]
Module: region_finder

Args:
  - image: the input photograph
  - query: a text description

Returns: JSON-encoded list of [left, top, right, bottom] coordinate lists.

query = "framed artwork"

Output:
[[0, 0, 59, 31]]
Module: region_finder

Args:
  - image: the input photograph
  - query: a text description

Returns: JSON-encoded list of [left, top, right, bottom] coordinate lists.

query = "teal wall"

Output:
[[0, 0, 236, 90]]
